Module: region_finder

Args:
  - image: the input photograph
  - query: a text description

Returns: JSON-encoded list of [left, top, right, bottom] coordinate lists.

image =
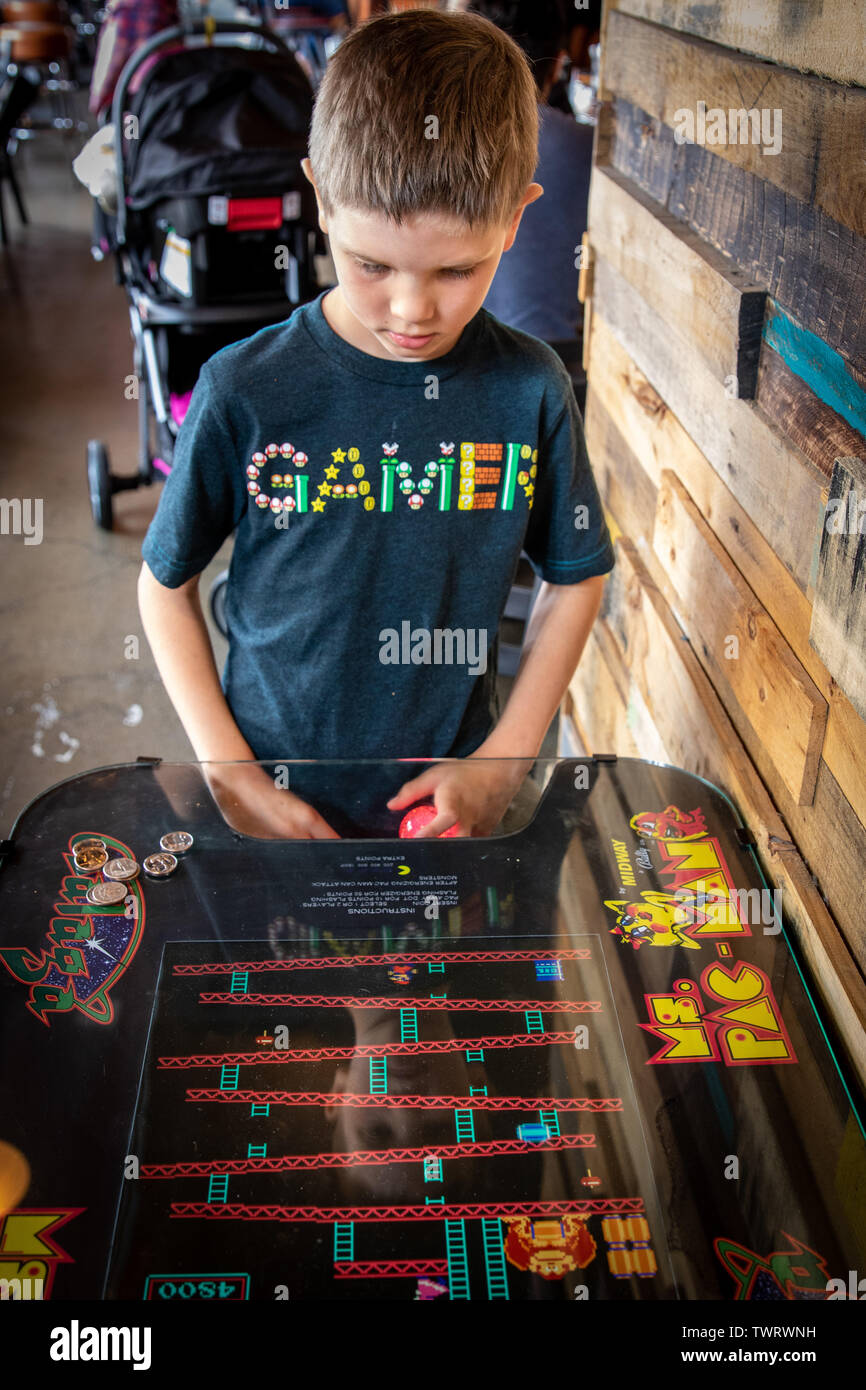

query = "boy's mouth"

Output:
[[386, 331, 436, 349]]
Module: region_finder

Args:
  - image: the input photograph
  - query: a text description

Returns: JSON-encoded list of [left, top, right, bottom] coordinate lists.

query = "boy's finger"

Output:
[[386, 773, 439, 809], [413, 808, 461, 839], [310, 815, 342, 840]]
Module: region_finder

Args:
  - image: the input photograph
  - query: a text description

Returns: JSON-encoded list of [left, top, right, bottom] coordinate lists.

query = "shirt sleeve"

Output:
[[522, 382, 616, 584], [141, 362, 246, 587]]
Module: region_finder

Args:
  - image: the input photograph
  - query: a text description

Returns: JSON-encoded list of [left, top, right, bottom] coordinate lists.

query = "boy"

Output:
[[138, 9, 615, 840]]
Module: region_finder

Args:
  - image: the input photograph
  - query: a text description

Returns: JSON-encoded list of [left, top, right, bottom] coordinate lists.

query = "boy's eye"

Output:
[[355, 260, 476, 280]]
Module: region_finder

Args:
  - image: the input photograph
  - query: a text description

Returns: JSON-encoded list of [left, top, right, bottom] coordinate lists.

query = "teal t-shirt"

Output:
[[142, 291, 615, 829]]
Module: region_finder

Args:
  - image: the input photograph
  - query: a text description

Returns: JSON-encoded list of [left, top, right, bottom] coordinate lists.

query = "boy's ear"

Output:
[[301, 157, 329, 233], [502, 182, 544, 252]]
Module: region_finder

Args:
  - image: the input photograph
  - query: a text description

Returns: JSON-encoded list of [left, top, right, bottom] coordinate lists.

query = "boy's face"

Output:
[[302, 160, 542, 361]]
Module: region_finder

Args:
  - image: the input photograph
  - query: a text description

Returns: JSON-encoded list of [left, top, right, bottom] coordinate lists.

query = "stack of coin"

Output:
[[143, 851, 178, 879], [70, 830, 191, 891], [73, 841, 108, 876], [85, 880, 128, 907], [73, 838, 105, 855], [103, 857, 140, 883]]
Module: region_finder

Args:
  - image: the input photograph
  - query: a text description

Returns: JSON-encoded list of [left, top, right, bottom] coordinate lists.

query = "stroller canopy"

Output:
[[124, 45, 314, 208]]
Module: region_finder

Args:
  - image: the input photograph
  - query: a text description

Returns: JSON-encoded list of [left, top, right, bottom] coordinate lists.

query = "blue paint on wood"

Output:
[[763, 303, 866, 439]]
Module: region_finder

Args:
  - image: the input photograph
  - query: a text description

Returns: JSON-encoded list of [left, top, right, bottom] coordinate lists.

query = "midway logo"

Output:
[[49, 1321, 152, 1371]]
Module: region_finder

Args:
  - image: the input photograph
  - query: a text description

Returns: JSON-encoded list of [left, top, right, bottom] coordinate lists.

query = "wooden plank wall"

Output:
[[568, 1, 866, 1081]]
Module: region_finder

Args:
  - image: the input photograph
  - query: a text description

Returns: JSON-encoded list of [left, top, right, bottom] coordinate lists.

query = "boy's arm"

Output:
[[388, 574, 606, 836], [137, 562, 256, 764], [392, 365, 613, 837], [138, 562, 339, 838]]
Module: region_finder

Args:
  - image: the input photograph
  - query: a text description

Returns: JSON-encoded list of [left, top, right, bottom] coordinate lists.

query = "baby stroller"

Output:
[[86, 19, 322, 530]]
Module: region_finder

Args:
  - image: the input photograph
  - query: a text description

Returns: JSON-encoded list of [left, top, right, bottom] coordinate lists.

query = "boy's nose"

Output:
[[388, 287, 436, 331]]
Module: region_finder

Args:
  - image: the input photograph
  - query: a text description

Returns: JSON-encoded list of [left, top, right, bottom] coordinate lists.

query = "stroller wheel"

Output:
[[209, 569, 229, 640], [87, 440, 113, 531]]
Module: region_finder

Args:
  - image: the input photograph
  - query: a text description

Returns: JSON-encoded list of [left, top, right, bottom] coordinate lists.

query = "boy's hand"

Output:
[[205, 763, 340, 840], [387, 755, 533, 838]]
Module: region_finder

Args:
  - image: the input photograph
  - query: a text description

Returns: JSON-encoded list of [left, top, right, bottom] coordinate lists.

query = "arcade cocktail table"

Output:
[[0, 757, 862, 1302]]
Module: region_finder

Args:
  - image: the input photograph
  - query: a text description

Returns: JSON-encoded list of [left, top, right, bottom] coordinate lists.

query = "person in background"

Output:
[[251, 0, 349, 30], [89, 0, 180, 117], [466, 0, 593, 395], [249, 0, 349, 88], [546, 0, 601, 115]]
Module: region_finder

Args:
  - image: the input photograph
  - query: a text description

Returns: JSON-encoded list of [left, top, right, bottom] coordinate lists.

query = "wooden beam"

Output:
[[585, 312, 866, 832], [568, 618, 672, 765], [600, 96, 866, 377], [584, 383, 658, 547], [604, 11, 866, 238], [622, 676, 672, 765], [588, 164, 765, 396], [601, 537, 866, 1081], [609, 0, 866, 88], [588, 393, 866, 967], [756, 344, 866, 482], [708, 667, 866, 995], [652, 470, 827, 805], [810, 457, 866, 724], [563, 690, 591, 758], [597, 97, 676, 203], [577, 231, 592, 304], [763, 302, 866, 436], [568, 622, 640, 759], [768, 756, 866, 982], [591, 255, 826, 593], [558, 700, 588, 758]]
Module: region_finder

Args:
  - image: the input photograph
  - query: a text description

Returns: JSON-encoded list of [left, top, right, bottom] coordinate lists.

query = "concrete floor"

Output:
[[0, 120, 232, 836], [0, 112, 555, 837]]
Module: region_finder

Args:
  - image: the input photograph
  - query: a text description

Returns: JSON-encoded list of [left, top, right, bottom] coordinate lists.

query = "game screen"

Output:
[[105, 937, 668, 1301]]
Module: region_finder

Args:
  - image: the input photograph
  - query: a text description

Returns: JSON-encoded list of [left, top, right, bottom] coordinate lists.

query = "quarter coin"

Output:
[[143, 852, 178, 878], [103, 857, 140, 882], [159, 831, 194, 855], [86, 880, 128, 907], [74, 847, 109, 873]]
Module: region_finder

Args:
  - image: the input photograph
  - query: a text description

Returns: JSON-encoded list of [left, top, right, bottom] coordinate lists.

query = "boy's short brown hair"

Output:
[[307, 9, 539, 231]]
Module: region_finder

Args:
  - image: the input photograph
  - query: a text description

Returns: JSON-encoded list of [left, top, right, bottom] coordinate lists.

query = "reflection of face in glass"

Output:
[[324, 1009, 490, 1203]]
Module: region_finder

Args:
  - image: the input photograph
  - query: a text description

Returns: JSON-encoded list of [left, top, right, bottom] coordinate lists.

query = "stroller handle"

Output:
[[111, 20, 298, 249]]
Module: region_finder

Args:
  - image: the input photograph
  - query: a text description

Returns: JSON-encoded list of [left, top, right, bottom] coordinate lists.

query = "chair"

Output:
[[0, 9, 76, 131], [0, 68, 38, 241], [3, 2, 69, 19]]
